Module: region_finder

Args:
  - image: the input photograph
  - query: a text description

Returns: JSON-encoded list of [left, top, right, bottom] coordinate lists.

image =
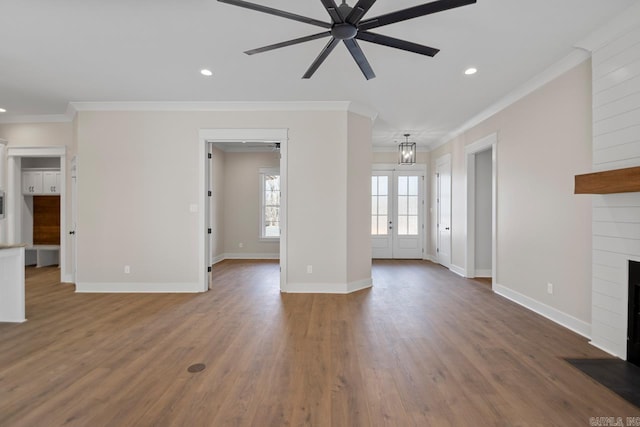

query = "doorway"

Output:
[[371, 166, 425, 259], [435, 154, 451, 268], [200, 129, 288, 292], [70, 157, 77, 283], [465, 133, 497, 284], [6, 147, 69, 283]]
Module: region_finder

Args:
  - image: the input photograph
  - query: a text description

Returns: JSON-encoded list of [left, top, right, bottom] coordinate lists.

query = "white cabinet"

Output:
[[22, 171, 43, 194], [43, 172, 60, 194], [22, 170, 60, 195]]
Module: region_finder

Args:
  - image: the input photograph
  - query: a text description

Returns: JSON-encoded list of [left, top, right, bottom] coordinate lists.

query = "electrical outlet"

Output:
[[307, 265, 313, 274], [124, 265, 131, 274], [239, 242, 244, 248], [547, 282, 553, 295]]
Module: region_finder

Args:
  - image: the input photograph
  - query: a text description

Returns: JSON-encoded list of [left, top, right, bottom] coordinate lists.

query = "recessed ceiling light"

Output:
[[200, 69, 213, 77], [0, 108, 6, 113], [465, 67, 478, 75]]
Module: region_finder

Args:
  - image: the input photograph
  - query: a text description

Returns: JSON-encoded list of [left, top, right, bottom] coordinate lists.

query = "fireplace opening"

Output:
[[628, 260, 640, 365]]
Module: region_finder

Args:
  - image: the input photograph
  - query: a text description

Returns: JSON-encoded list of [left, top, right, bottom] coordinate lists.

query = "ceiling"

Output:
[[0, 0, 635, 149]]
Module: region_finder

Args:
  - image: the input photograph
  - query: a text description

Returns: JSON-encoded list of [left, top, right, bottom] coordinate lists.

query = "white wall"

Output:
[[74, 108, 372, 292], [222, 151, 279, 257], [587, 11, 640, 358], [474, 148, 492, 275], [431, 60, 593, 334], [347, 112, 373, 288]]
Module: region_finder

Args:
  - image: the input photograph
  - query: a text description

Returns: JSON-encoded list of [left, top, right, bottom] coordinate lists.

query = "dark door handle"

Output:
[[445, 227, 450, 230], [69, 231, 75, 235]]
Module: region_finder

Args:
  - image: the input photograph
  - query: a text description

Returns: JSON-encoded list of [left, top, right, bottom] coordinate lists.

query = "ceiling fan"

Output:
[[218, 0, 476, 80]]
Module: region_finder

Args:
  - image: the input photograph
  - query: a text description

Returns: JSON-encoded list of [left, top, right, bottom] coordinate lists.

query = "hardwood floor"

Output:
[[0, 260, 637, 426]]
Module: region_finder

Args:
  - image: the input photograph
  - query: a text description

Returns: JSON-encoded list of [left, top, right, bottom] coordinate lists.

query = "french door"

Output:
[[372, 170, 424, 259]]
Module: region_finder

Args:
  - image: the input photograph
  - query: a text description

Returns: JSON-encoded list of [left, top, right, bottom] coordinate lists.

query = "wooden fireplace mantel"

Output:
[[575, 166, 640, 194]]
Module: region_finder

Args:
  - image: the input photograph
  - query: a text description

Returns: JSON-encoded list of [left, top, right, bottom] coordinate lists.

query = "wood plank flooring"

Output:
[[0, 260, 637, 426]]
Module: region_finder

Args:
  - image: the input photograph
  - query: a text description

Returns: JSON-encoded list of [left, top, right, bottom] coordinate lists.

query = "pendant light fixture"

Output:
[[398, 134, 416, 165]]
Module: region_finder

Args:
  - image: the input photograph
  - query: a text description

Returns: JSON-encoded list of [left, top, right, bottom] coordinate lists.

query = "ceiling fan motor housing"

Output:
[[332, 23, 358, 40]]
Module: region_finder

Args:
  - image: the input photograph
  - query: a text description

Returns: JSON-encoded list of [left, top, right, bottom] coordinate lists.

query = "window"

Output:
[[397, 175, 419, 235], [260, 168, 280, 239], [371, 175, 389, 235]]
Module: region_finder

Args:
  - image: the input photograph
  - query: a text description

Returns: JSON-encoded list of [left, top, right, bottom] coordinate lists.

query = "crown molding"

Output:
[[346, 102, 378, 122], [0, 103, 77, 124], [70, 100, 350, 111], [0, 101, 378, 124], [70, 100, 378, 119], [429, 2, 640, 152], [65, 103, 78, 121], [430, 48, 591, 151], [0, 114, 71, 124]]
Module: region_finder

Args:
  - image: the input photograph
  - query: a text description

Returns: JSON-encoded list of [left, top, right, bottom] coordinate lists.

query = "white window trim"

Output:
[[259, 167, 280, 241]]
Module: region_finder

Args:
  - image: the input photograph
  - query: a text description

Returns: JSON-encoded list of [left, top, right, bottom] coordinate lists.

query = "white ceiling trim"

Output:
[[70, 101, 378, 120], [1, 101, 378, 124], [0, 104, 77, 124], [70, 100, 349, 111], [431, 48, 591, 151], [0, 114, 71, 124]]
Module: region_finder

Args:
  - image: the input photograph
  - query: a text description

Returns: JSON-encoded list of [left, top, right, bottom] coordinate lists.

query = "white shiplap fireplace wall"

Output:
[[583, 7, 640, 358]]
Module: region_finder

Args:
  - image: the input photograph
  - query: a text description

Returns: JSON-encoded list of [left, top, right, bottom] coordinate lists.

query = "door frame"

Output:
[[199, 129, 288, 292], [465, 132, 497, 286], [6, 146, 69, 282], [70, 156, 78, 283], [435, 154, 452, 269], [372, 163, 427, 260]]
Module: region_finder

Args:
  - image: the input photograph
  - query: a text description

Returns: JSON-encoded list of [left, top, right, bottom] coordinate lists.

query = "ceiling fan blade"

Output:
[[319, 0, 343, 23], [218, 0, 331, 29], [245, 32, 331, 55], [358, 0, 476, 31], [343, 39, 376, 80], [302, 37, 340, 79], [346, 0, 376, 25], [357, 31, 440, 57]]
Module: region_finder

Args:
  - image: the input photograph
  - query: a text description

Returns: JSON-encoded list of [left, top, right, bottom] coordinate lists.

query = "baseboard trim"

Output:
[[76, 282, 203, 293], [223, 252, 279, 260], [212, 254, 225, 265], [493, 283, 591, 339], [475, 269, 492, 278], [61, 274, 74, 284], [450, 264, 466, 277], [589, 339, 623, 359], [0, 317, 27, 323], [347, 278, 373, 293], [284, 278, 372, 294]]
